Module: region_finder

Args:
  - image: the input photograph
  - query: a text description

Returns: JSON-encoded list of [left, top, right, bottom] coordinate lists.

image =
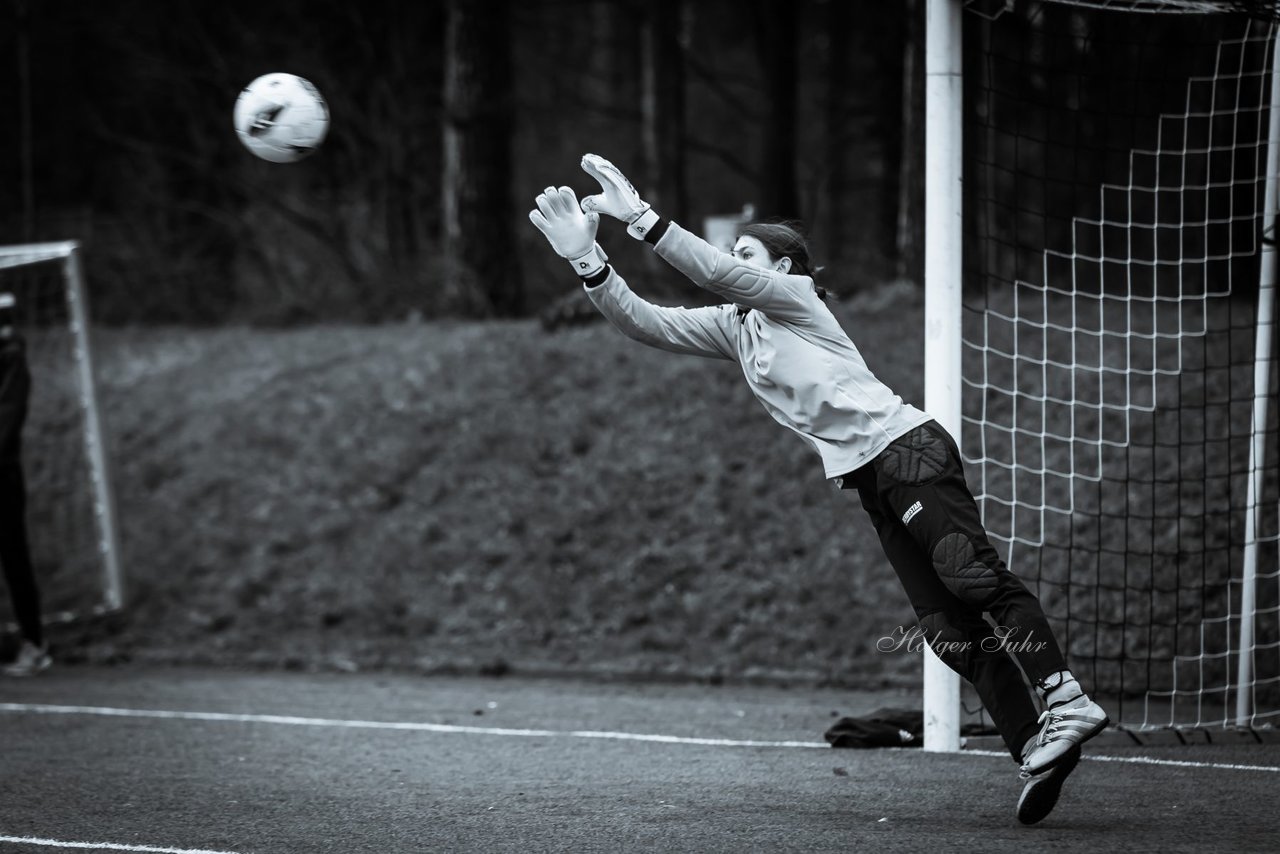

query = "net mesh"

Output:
[[963, 3, 1280, 728], [0, 245, 118, 631], [965, 1, 1280, 20]]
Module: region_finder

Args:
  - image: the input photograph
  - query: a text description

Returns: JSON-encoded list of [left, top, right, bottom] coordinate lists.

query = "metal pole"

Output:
[[65, 245, 125, 612], [1236, 28, 1280, 727], [923, 0, 964, 752]]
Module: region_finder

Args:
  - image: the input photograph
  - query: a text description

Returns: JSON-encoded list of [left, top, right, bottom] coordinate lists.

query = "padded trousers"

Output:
[[844, 420, 1067, 760]]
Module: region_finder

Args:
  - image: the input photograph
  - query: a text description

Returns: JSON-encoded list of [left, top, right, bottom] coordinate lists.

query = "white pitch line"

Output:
[[0, 703, 827, 749], [5, 703, 1279, 772], [964, 748, 1280, 773], [0, 835, 242, 854]]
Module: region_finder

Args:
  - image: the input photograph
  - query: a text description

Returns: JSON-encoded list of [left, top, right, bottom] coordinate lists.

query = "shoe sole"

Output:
[[1017, 744, 1082, 825], [1018, 714, 1109, 779]]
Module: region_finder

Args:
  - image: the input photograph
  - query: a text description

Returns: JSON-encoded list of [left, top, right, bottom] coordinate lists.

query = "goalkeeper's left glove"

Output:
[[529, 185, 609, 278], [579, 154, 660, 241]]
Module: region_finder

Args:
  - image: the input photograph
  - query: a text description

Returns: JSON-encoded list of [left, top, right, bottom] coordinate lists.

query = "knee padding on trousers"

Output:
[[875, 426, 948, 486], [919, 610, 974, 674], [932, 532, 1000, 606]]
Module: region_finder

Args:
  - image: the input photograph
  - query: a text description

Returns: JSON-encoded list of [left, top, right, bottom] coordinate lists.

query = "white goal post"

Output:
[[923, 0, 965, 752], [924, 0, 1280, 748], [0, 241, 123, 626]]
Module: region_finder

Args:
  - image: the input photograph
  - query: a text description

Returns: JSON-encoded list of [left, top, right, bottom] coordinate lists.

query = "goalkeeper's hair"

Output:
[[738, 221, 827, 300]]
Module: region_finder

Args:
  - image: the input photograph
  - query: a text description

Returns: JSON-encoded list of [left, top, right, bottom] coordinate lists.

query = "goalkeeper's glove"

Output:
[[579, 153, 660, 241], [529, 185, 609, 278]]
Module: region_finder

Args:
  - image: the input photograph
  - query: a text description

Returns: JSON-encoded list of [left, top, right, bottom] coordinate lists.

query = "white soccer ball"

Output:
[[234, 73, 329, 163]]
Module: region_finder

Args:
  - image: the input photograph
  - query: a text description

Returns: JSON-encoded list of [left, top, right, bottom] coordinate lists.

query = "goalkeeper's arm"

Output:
[[579, 154, 815, 323], [578, 265, 737, 360], [528, 186, 735, 360]]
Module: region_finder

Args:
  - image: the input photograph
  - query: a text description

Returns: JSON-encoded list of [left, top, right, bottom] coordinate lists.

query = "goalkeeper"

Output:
[[530, 155, 1109, 825]]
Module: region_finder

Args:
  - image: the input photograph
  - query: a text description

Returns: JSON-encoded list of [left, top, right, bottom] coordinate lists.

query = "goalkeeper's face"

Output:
[[731, 236, 792, 275]]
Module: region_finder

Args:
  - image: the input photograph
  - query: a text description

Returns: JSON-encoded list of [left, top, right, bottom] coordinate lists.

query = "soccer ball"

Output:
[[234, 73, 329, 163]]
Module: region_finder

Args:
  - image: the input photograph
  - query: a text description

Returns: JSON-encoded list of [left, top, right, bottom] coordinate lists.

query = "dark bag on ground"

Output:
[[824, 707, 924, 748]]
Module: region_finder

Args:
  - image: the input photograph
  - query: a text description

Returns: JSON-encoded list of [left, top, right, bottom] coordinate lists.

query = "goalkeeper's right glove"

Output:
[[529, 185, 609, 278], [579, 153, 660, 241]]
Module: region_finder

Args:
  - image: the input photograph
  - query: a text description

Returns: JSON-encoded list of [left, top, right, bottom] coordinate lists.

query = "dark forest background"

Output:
[[0, 0, 926, 324]]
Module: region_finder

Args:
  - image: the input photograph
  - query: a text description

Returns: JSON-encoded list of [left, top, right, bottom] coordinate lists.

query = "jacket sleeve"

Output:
[[583, 268, 737, 361], [651, 221, 815, 324]]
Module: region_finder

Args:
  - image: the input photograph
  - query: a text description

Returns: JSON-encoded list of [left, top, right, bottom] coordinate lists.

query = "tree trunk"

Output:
[[442, 0, 522, 316], [824, 0, 853, 267], [16, 0, 35, 241], [754, 0, 799, 220], [641, 0, 687, 223], [895, 0, 925, 283]]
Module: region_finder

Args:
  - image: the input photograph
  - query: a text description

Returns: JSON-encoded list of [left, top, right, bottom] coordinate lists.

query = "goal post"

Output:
[[923, 0, 965, 753], [925, 0, 1280, 746], [1238, 27, 1280, 725], [0, 241, 123, 629]]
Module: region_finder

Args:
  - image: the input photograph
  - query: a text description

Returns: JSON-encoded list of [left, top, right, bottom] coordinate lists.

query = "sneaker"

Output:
[[1016, 744, 1081, 825], [2, 640, 52, 677], [1019, 694, 1108, 778]]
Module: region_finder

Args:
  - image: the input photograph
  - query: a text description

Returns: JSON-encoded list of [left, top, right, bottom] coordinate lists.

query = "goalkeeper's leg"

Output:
[[849, 469, 1041, 761], [860, 422, 1109, 775], [851, 470, 1084, 823]]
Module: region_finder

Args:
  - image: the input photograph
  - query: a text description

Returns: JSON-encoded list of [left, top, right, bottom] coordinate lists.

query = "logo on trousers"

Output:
[[902, 500, 923, 525]]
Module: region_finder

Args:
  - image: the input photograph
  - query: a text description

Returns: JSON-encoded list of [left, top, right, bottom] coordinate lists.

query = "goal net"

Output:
[[0, 242, 122, 634], [956, 0, 1280, 731]]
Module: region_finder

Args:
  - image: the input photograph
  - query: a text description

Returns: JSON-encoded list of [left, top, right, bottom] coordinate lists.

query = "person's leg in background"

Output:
[[0, 462, 49, 677]]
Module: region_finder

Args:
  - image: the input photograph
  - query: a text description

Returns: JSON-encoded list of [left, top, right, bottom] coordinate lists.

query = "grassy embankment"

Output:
[[10, 283, 927, 686]]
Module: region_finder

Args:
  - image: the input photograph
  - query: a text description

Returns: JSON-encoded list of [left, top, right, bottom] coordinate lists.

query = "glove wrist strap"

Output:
[[627, 208, 660, 241], [568, 242, 609, 278]]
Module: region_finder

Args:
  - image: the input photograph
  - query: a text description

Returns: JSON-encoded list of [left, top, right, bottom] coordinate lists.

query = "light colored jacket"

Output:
[[583, 222, 931, 478]]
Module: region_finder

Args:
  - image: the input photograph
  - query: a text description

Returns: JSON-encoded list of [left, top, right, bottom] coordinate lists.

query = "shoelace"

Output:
[[1033, 708, 1064, 745]]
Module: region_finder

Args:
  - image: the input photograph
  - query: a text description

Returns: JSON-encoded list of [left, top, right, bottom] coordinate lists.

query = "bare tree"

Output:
[[823, 0, 853, 267], [442, 0, 523, 316], [753, 0, 799, 220], [895, 0, 924, 283], [14, 0, 34, 241], [641, 0, 688, 223]]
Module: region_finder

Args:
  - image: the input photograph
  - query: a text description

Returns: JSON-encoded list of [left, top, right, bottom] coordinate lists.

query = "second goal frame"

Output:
[[0, 240, 124, 624]]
